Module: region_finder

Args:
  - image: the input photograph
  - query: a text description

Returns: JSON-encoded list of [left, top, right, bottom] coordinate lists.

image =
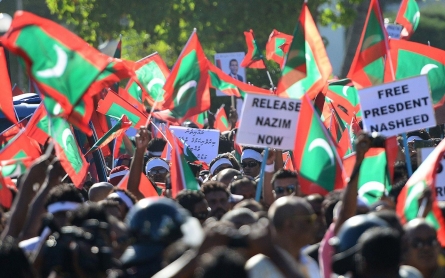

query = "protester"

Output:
[[240, 147, 263, 178], [145, 157, 170, 183], [176, 189, 211, 224], [88, 181, 115, 202], [229, 176, 256, 200], [201, 181, 231, 220]]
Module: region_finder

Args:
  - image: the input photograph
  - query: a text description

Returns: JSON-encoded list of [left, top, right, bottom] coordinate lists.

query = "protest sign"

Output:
[[419, 147, 445, 201], [236, 93, 301, 149], [359, 75, 436, 137], [385, 23, 402, 39], [169, 126, 219, 164]]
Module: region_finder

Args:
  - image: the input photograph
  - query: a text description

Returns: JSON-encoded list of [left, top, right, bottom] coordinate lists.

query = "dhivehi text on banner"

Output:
[[236, 93, 301, 149], [358, 75, 436, 137]]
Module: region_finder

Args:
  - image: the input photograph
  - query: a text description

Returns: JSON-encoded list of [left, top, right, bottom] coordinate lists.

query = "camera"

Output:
[[368, 132, 386, 148]]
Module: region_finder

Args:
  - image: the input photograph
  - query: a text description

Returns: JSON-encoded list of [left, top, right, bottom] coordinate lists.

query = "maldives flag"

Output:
[[0, 130, 42, 177], [384, 40, 445, 108], [118, 172, 160, 198], [395, 0, 420, 40], [0, 173, 13, 209], [49, 116, 88, 187], [266, 29, 293, 68], [0, 12, 112, 130], [209, 63, 271, 98], [282, 151, 295, 171], [277, 3, 332, 100], [187, 111, 207, 129], [113, 133, 134, 160], [0, 116, 29, 149], [214, 106, 230, 132], [85, 115, 132, 155], [324, 78, 361, 122], [170, 135, 199, 198], [162, 31, 210, 123], [357, 148, 391, 206], [293, 95, 344, 195], [347, 0, 388, 89], [125, 52, 170, 109], [396, 139, 445, 246], [0, 46, 18, 125], [23, 104, 50, 146], [97, 91, 148, 127], [240, 29, 266, 69]]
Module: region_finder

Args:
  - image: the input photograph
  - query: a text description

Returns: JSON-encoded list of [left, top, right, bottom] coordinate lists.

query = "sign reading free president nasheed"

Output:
[[359, 75, 436, 137], [236, 93, 301, 149]]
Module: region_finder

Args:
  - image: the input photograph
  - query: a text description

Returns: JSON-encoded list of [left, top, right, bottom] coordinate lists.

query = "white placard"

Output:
[[359, 75, 436, 137], [169, 126, 219, 164], [236, 94, 301, 149], [385, 23, 402, 39], [419, 147, 445, 201]]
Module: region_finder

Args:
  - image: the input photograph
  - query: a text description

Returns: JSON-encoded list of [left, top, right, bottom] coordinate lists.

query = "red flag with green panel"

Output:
[[97, 90, 148, 128], [170, 135, 200, 198], [118, 172, 160, 197], [325, 78, 362, 122], [0, 115, 29, 149], [0, 46, 18, 125], [347, 0, 388, 89], [240, 29, 266, 69], [396, 139, 445, 246], [23, 104, 50, 146], [384, 39, 445, 108], [0, 129, 42, 177], [187, 111, 207, 129], [266, 29, 293, 68], [125, 52, 170, 109], [395, 0, 420, 40], [293, 95, 344, 195], [208, 63, 271, 98], [162, 31, 210, 123], [277, 3, 332, 100], [214, 106, 230, 132], [0, 173, 13, 209], [0, 12, 112, 132], [85, 115, 132, 155]]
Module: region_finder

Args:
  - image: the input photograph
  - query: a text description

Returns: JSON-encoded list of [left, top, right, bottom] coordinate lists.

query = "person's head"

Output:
[[116, 154, 131, 167], [233, 199, 264, 213], [241, 148, 263, 178], [271, 169, 300, 199], [218, 134, 233, 154], [209, 154, 235, 176], [145, 157, 170, 183], [89, 182, 115, 202], [194, 247, 247, 278], [220, 208, 258, 229], [322, 189, 343, 226], [216, 168, 242, 187], [229, 176, 256, 200], [45, 184, 84, 229], [370, 209, 404, 236], [305, 194, 326, 243], [229, 59, 239, 75], [403, 218, 440, 277], [268, 196, 316, 247], [355, 227, 401, 277], [0, 236, 35, 278], [147, 137, 167, 159], [108, 166, 129, 186], [176, 190, 210, 224], [106, 189, 137, 219], [202, 181, 230, 220]]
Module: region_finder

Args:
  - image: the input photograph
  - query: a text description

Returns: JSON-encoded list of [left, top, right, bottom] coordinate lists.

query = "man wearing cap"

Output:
[[241, 148, 263, 179], [145, 157, 170, 183], [209, 154, 236, 177]]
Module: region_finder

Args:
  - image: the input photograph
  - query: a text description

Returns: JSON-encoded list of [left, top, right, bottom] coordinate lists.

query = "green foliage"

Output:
[[410, 3, 445, 49]]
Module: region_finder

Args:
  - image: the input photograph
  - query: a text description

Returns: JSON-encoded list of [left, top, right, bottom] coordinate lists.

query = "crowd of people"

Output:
[[0, 112, 444, 278]]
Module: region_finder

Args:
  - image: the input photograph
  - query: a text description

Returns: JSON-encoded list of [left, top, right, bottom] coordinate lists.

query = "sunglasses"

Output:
[[411, 237, 438, 249], [241, 161, 260, 168], [293, 214, 317, 225], [148, 168, 168, 175], [274, 184, 296, 195]]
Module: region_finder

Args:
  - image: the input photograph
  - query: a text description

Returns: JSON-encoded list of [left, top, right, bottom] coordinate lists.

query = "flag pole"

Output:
[[255, 148, 269, 202]]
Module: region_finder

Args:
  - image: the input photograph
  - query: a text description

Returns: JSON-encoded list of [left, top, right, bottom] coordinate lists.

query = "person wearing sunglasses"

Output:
[[403, 218, 445, 278], [241, 148, 263, 178], [145, 157, 170, 183], [270, 169, 301, 201]]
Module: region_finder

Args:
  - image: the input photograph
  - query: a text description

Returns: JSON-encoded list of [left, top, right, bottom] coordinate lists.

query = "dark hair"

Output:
[[68, 203, 110, 227], [233, 199, 264, 212], [393, 161, 407, 184], [0, 236, 34, 278], [229, 177, 256, 195], [187, 162, 202, 178], [229, 59, 238, 66], [209, 153, 240, 172], [194, 247, 247, 278], [218, 134, 233, 154], [388, 178, 408, 205], [322, 190, 343, 226], [175, 190, 206, 214], [270, 169, 298, 186], [356, 227, 401, 274], [201, 181, 230, 198], [370, 210, 404, 235], [147, 138, 167, 153], [45, 184, 84, 209]]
